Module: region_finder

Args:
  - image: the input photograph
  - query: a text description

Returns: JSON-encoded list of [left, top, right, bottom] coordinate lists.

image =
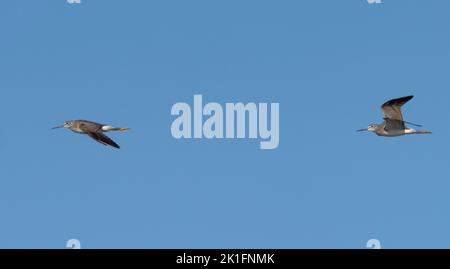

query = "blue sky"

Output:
[[0, 0, 449, 248]]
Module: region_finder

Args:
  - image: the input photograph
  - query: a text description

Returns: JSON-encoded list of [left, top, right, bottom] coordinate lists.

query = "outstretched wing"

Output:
[[86, 132, 120, 149], [381, 95, 414, 122]]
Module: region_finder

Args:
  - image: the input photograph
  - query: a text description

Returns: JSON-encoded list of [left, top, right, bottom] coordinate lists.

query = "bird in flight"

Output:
[[52, 120, 129, 149], [357, 95, 432, 137]]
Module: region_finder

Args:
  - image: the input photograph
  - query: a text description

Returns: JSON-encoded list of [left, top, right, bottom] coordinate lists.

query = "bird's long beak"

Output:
[[52, 125, 64, 129], [356, 128, 368, 132]]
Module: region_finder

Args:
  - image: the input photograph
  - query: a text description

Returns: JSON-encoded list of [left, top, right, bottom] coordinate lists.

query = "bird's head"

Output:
[[357, 123, 377, 133], [367, 124, 377, 132], [52, 121, 73, 129]]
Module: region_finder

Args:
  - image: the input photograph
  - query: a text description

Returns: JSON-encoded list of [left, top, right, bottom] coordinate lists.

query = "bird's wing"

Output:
[[86, 132, 120, 149], [383, 118, 406, 131], [78, 121, 103, 132], [380, 95, 414, 122]]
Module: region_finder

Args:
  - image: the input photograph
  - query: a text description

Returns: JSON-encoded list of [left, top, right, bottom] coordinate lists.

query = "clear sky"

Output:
[[0, 0, 449, 249]]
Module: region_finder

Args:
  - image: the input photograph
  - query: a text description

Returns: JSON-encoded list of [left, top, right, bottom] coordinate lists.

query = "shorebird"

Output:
[[357, 95, 432, 137], [52, 120, 129, 149]]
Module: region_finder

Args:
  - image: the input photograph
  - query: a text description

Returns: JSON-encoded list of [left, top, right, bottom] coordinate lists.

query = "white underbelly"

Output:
[[380, 129, 415, 137]]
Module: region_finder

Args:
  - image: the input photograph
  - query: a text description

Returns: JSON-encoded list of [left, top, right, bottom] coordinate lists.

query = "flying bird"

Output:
[[52, 120, 129, 149], [357, 95, 432, 136]]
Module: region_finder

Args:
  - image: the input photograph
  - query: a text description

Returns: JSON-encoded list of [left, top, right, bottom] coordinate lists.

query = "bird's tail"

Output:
[[102, 125, 130, 132], [414, 130, 432, 134]]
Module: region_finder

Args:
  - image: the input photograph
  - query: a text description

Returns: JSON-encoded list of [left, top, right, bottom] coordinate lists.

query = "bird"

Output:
[[357, 95, 432, 137], [52, 120, 129, 149]]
